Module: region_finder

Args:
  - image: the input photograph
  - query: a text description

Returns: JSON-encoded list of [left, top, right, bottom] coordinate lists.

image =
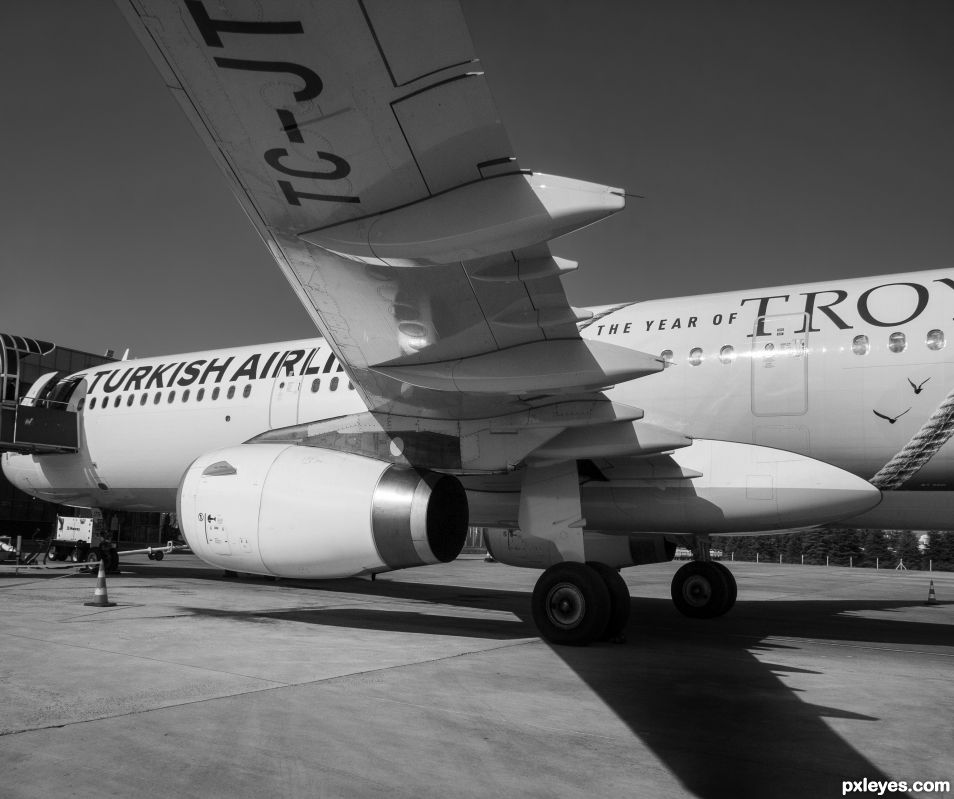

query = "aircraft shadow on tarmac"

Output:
[[170, 568, 951, 799]]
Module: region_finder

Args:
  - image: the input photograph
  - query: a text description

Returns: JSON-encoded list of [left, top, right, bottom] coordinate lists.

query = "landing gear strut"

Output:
[[531, 561, 631, 646]]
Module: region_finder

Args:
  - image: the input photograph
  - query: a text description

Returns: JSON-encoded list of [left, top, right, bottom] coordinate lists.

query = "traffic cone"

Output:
[[926, 580, 938, 606], [84, 559, 116, 607]]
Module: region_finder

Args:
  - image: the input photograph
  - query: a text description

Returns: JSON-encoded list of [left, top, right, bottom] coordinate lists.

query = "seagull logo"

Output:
[[873, 408, 911, 424], [908, 377, 931, 394]]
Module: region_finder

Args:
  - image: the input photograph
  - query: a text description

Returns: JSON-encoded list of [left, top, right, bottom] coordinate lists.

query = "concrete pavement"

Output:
[[1, 556, 952, 798]]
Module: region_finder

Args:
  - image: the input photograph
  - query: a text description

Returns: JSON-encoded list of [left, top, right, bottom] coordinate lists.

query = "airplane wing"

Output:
[[115, 0, 661, 430]]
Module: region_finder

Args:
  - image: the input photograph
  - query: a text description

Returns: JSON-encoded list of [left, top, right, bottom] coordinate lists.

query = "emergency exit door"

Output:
[[269, 377, 301, 428], [751, 313, 808, 416]]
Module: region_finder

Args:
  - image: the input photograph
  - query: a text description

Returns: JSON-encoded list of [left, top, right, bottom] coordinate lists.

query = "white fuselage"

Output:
[[5, 269, 954, 528], [599, 269, 954, 487]]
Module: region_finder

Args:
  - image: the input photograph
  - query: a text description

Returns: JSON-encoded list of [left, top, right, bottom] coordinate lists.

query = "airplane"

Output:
[[2, 1, 952, 646]]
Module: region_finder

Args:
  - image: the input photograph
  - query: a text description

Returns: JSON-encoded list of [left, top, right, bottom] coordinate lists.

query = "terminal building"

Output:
[[0, 335, 163, 544]]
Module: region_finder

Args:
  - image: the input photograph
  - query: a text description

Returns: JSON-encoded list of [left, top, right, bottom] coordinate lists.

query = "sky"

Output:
[[2, 0, 953, 358]]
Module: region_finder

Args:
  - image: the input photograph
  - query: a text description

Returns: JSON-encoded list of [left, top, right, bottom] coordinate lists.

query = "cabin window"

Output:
[[330, 376, 339, 391], [688, 348, 703, 366], [852, 335, 869, 355], [311, 378, 320, 392], [243, 385, 251, 398], [212, 387, 220, 400], [227, 386, 235, 400], [197, 388, 205, 402], [126, 395, 135, 407], [660, 349, 674, 367], [926, 329, 945, 351], [348, 381, 355, 390], [154, 392, 161, 405], [718, 345, 735, 364], [168, 391, 176, 403], [89, 397, 97, 410], [140, 394, 147, 406], [888, 332, 906, 353], [113, 396, 121, 408], [182, 389, 190, 402], [77, 397, 85, 411]]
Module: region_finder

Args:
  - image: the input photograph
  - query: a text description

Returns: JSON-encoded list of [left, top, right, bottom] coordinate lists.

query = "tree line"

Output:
[[712, 529, 954, 570]]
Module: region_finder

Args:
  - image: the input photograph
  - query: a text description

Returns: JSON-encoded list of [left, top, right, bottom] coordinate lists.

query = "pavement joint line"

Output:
[[1, 630, 293, 686], [762, 635, 954, 658], [0, 572, 87, 588], [651, 631, 954, 660], [58, 612, 190, 623], [0, 634, 544, 740]]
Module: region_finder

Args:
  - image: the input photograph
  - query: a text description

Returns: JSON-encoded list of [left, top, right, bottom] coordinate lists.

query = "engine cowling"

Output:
[[177, 444, 468, 578]]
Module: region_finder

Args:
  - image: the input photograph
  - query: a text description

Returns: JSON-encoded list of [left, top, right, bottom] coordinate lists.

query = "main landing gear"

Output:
[[531, 561, 631, 646], [529, 552, 739, 646], [670, 536, 738, 618]]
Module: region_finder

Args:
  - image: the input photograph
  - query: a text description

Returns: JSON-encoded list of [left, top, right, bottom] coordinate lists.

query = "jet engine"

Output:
[[177, 444, 468, 578]]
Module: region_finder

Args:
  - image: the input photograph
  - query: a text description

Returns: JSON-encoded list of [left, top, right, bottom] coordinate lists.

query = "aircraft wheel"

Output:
[[588, 562, 631, 641], [671, 561, 730, 619], [531, 562, 610, 646], [153, 551, 164, 561], [710, 561, 737, 614]]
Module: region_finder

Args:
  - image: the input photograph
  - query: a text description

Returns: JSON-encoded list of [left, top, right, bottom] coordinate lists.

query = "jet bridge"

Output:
[[0, 334, 109, 455]]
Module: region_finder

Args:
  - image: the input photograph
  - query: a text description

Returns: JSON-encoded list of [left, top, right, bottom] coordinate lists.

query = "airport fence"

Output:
[[713, 529, 954, 571]]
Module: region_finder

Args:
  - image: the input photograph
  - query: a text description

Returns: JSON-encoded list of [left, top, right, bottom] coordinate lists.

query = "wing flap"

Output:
[[529, 422, 692, 463], [373, 339, 662, 394], [299, 173, 623, 266]]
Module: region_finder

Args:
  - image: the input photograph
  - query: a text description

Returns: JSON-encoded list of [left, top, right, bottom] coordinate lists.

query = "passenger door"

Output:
[[751, 313, 808, 416]]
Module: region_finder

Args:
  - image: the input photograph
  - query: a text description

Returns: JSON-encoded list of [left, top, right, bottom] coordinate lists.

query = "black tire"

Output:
[[531, 562, 611, 646], [671, 561, 730, 619], [710, 561, 737, 614], [84, 551, 100, 573], [153, 551, 164, 561], [46, 545, 59, 563], [588, 562, 631, 641]]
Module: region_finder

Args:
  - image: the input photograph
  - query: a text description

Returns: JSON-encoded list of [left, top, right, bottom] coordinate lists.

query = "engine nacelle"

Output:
[[484, 529, 674, 570], [177, 444, 468, 578]]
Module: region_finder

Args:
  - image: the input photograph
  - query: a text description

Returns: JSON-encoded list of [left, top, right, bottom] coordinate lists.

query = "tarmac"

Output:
[[1, 555, 952, 799]]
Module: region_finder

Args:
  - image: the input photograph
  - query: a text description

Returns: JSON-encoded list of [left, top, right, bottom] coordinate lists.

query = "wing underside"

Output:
[[116, 0, 670, 471]]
